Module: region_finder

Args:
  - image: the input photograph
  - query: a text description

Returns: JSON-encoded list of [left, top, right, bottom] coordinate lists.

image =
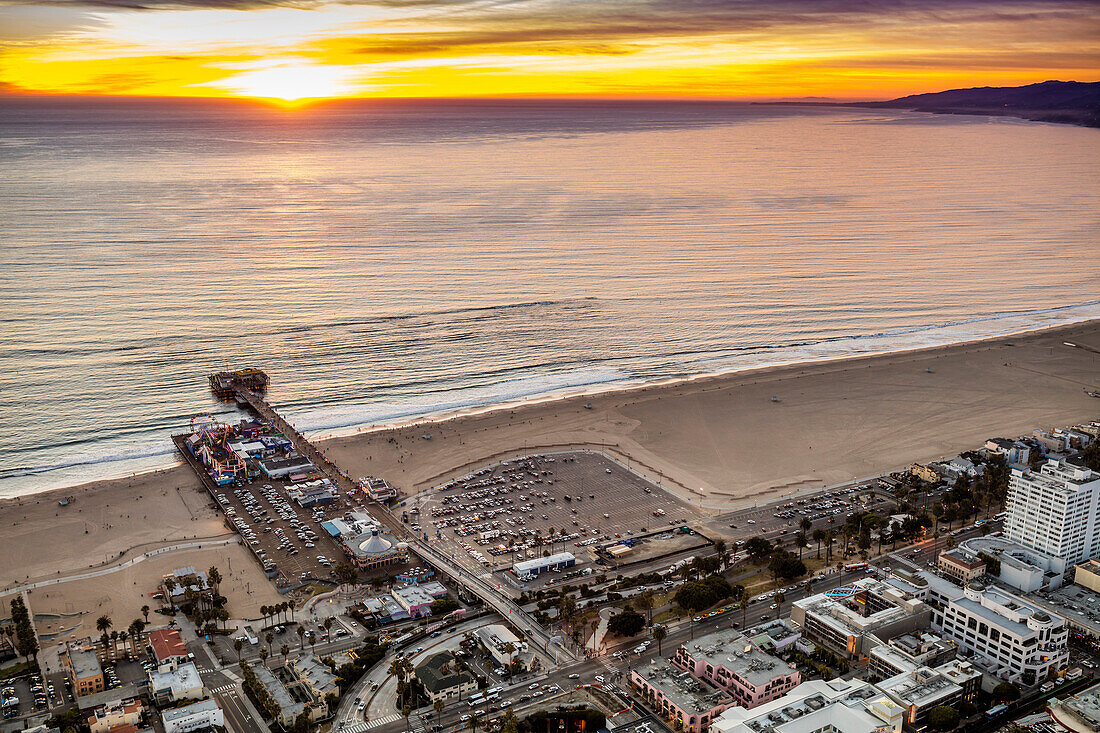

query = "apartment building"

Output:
[[876, 661, 980, 731], [630, 662, 734, 733], [1005, 460, 1100, 568]]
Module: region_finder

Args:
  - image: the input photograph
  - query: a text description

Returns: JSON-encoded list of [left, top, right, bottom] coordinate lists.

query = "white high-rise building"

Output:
[[1004, 459, 1100, 567]]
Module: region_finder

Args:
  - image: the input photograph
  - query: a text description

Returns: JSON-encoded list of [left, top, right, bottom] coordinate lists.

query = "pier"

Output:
[[179, 369, 573, 662]]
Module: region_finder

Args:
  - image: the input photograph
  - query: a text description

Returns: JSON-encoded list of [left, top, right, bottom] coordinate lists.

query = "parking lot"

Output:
[[418, 451, 701, 572], [214, 479, 348, 587], [722, 485, 894, 540]]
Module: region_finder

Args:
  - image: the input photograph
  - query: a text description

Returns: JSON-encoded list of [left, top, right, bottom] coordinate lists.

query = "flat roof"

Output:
[[680, 627, 794, 688], [67, 646, 102, 679], [513, 552, 575, 573], [877, 667, 960, 708], [148, 662, 202, 692], [162, 698, 220, 722], [1029, 584, 1100, 637], [633, 662, 732, 714]]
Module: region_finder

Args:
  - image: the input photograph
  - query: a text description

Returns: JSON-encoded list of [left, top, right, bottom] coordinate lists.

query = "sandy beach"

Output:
[[3, 319, 1097, 637]]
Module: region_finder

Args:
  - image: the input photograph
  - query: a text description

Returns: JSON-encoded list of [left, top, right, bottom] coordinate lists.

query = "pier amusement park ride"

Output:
[[187, 414, 248, 485]]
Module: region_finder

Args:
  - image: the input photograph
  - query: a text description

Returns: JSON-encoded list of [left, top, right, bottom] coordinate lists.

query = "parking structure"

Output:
[[417, 450, 701, 573], [212, 479, 347, 587]]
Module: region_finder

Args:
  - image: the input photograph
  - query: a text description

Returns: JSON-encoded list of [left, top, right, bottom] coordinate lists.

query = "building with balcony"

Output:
[[876, 661, 980, 731], [1005, 460, 1100, 569], [161, 698, 224, 733], [672, 627, 799, 710], [867, 632, 958, 680], [937, 551, 986, 585], [630, 661, 734, 733], [87, 698, 145, 733], [148, 662, 204, 705], [932, 582, 1068, 687]]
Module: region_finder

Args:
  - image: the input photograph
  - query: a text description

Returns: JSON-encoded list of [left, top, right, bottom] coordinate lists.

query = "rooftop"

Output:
[[148, 662, 202, 693], [679, 627, 794, 688], [292, 654, 338, 696], [415, 652, 475, 694], [148, 629, 187, 663], [794, 578, 926, 635], [710, 678, 898, 733], [161, 698, 220, 723], [633, 662, 732, 714], [1028, 584, 1100, 637], [66, 645, 103, 680], [877, 667, 960, 708], [1048, 680, 1100, 733], [253, 665, 305, 719]]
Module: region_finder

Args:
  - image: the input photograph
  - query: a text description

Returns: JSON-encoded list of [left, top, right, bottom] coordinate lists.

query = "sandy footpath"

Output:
[[2, 319, 1097, 637]]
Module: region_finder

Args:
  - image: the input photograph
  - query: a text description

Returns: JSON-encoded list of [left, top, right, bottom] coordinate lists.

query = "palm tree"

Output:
[[234, 638, 243, 662], [208, 566, 223, 596], [433, 699, 445, 721], [794, 532, 808, 560], [281, 643, 290, 661], [467, 711, 480, 733], [118, 631, 128, 658], [296, 625, 306, 651], [323, 617, 333, 637], [714, 540, 728, 569], [265, 632, 274, 659], [501, 642, 516, 678], [96, 616, 112, 650], [403, 704, 413, 733], [800, 516, 812, 535], [774, 592, 786, 620], [260, 605, 269, 627], [652, 625, 667, 656], [637, 590, 654, 625], [308, 631, 316, 655], [141, 605, 150, 624], [812, 529, 825, 559], [824, 530, 835, 562], [163, 576, 178, 611], [259, 647, 269, 668]]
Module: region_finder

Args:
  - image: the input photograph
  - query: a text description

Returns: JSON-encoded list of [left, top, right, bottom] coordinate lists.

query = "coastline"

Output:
[[4, 313, 1099, 511], [3, 316, 1097, 639]]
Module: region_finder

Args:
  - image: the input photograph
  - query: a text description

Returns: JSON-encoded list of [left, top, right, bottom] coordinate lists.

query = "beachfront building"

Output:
[[876, 662, 980, 731], [161, 698, 224, 733], [340, 527, 409, 571], [148, 662, 204, 705], [414, 652, 477, 704], [257, 455, 315, 479], [87, 698, 145, 733], [511, 552, 575, 579], [932, 582, 1068, 686], [147, 629, 189, 671], [789, 579, 930, 661], [161, 567, 212, 608], [630, 661, 734, 733], [985, 438, 1031, 466], [63, 643, 105, 697], [672, 627, 800, 709], [1005, 459, 1100, 568], [361, 477, 397, 502], [709, 678, 904, 733]]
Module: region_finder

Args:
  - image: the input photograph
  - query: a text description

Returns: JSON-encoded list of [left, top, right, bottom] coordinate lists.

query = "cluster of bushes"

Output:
[[239, 660, 281, 721], [9, 596, 38, 662], [786, 647, 848, 679], [330, 637, 388, 694], [674, 575, 733, 613]]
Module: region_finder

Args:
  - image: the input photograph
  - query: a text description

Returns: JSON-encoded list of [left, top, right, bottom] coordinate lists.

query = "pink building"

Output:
[[673, 628, 800, 710], [630, 662, 734, 733]]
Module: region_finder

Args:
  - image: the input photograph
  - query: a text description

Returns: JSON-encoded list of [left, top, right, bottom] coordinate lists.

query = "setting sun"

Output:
[[202, 60, 363, 102]]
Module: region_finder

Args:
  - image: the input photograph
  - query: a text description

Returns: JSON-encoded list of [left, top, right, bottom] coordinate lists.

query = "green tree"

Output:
[[928, 705, 960, 731], [992, 681, 1020, 702], [234, 638, 244, 662], [141, 604, 150, 623], [812, 529, 825, 559], [334, 562, 359, 587], [606, 606, 646, 637], [744, 537, 773, 563]]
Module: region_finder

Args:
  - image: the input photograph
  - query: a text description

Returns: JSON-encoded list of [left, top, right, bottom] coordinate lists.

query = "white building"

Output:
[[162, 698, 224, 733], [148, 662, 204, 705], [709, 678, 903, 733], [512, 552, 575, 578], [953, 536, 1065, 592], [932, 582, 1068, 687], [1005, 460, 1100, 568], [875, 662, 980, 730]]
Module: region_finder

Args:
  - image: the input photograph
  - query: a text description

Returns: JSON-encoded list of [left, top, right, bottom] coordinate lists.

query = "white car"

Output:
[[594, 675, 605, 683]]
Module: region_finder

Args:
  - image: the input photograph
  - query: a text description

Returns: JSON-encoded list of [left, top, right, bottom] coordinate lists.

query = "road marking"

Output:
[[212, 683, 239, 694], [346, 714, 402, 733]]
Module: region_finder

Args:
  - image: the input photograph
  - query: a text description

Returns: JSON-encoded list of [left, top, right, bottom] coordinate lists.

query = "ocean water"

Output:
[[1, 98, 1098, 498]]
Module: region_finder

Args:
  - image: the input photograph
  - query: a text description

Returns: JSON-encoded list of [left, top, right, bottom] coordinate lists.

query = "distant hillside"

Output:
[[853, 80, 1100, 128]]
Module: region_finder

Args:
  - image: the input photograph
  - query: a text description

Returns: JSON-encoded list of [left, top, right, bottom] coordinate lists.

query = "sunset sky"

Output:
[[1, 0, 1098, 102]]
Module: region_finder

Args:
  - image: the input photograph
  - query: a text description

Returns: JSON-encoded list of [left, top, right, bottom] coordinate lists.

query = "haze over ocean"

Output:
[[2, 98, 1098, 497]]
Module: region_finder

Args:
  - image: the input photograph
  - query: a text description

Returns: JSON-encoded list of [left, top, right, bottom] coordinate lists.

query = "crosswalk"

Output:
[[344, 713, 402, 732], [210, 683, 239, 695]]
